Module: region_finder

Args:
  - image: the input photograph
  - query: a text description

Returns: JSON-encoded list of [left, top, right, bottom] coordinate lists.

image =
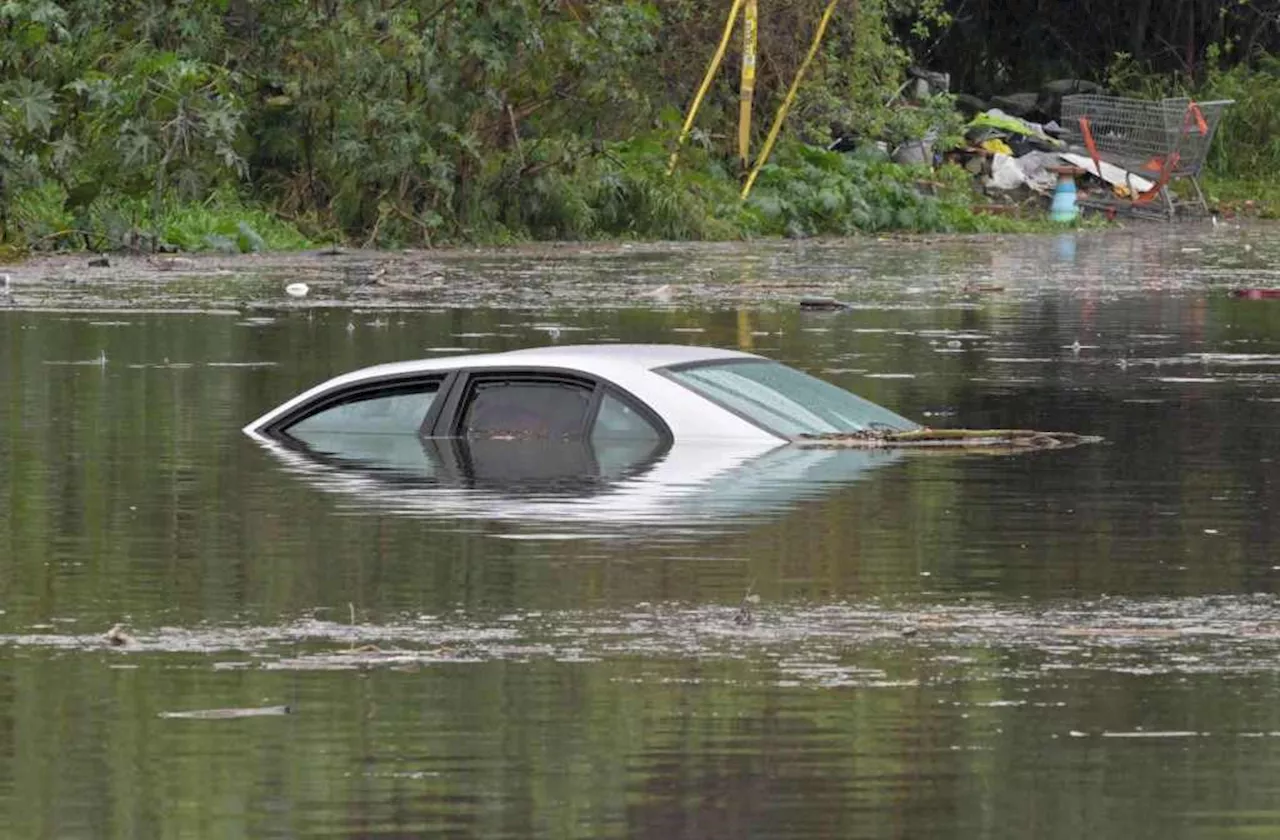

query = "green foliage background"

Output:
[[2, 0, 1276, 249], [0, 0, 1006, 250]]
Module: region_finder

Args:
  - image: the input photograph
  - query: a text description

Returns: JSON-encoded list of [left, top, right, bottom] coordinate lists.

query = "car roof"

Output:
[[334, 343, 761, 381], [493, 343, 758, 369]]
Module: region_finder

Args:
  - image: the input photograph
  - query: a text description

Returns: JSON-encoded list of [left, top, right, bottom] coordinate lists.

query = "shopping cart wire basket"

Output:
[[1061, 94, 1233, 217]]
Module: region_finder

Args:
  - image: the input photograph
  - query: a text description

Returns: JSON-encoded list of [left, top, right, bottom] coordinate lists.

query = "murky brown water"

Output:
[[3, 226, 1280, 838]]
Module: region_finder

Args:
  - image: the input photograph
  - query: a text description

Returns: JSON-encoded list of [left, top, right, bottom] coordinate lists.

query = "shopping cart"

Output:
[[1060, 95, 1233, 217]]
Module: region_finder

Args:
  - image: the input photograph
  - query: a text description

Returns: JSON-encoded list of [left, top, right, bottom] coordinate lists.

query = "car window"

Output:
[[461, 380, 593, 440], [666, 360, 919, 437], [287, 382, 439, 436], [285, 430, 440, 478], [591, 392, 662, 444]]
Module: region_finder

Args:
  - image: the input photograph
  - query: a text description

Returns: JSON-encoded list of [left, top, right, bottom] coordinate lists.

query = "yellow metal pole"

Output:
[[741, 0, 841, 199], [736, 308, 754, 350], [737, 0, 758, 169], [668, 0, 746, 175]]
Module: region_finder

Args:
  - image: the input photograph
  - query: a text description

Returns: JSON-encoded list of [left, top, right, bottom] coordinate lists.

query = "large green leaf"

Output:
[[6, 78, 55, 135]]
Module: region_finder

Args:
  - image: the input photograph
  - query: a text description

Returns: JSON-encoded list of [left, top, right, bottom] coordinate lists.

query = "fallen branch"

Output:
[[796, 428, 1103, 451]]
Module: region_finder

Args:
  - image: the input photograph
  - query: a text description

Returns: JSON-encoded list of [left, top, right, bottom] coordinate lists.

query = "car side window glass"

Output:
[[462, 380, 593, 440], [591, 392, 661, 444], [287, 383, 439, 436]]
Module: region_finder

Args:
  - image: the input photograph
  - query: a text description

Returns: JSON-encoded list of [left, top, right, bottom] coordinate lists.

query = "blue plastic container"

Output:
[[1050, 177, 1079, 222]]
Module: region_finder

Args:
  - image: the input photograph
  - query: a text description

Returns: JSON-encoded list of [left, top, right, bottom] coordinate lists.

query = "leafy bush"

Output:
[[1199, 50, 1280, 179], [0, 0, 1047, 249]]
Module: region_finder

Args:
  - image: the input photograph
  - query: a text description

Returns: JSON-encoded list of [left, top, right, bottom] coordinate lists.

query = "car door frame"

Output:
[[261, 370, 459, 441], [425, 365, 672, 445]]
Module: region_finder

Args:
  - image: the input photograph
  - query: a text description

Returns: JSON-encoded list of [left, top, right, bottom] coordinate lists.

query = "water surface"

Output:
[[3, 226, 1280, 838]]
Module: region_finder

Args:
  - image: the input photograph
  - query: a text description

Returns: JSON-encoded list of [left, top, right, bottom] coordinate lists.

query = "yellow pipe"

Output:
[[737, 308, 754, 350], [741, 0, 841, 199], [668, 0, 746, 175], [737, 0, 758, 169]]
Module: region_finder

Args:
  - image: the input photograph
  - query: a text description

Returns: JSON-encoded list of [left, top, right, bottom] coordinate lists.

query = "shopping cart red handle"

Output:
[[1185, 102, 1208, 135], [1079, 117, 1103, 175], [1134, 152, 1179, 204], [1079, 114, 1176, 205]]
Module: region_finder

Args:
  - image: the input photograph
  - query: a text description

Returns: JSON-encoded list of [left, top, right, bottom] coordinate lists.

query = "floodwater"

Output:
[[3, 225, 1280, 838]]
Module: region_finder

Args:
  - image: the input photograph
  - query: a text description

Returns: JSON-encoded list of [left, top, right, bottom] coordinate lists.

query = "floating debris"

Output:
[[797, 428, 1103, 452], [148, 256, 197, 272], [799, 297, 852, 311], [285, 282, 310, 298], [160, 705, 292, 720], [103, 624, 135, 646], [733, 592, 760, 627], [639, 284, 673, 302]]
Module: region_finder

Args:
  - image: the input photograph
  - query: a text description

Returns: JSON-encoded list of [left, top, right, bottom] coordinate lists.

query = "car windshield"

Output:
[[667, 360, 920, 437]]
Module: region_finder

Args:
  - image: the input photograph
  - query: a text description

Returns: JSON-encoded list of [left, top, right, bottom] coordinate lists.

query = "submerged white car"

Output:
[[244, 344, 1093, 530], [244, 344, 919, 531], [243, 343, 921, 447]]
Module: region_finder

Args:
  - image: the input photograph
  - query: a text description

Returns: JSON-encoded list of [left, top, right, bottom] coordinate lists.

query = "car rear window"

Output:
[[666, 360, 919, 437]]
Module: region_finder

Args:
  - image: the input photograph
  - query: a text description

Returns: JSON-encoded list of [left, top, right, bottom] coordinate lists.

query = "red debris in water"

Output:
[[1230, 289, 1280, 300]]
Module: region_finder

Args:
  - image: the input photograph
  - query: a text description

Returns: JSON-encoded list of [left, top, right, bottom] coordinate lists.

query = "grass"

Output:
[[1201, 175, 1280, 219]]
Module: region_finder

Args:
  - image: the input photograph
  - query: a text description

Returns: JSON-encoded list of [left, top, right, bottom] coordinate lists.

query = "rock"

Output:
[[989, 92, 1040, 118], [87, 255, 110, 268], [1041, 79, 1105, 96], [954, 93, 988, 116]]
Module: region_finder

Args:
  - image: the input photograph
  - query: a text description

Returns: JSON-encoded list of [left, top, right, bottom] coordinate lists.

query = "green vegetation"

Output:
[[0, 0, 1049, 253], [3, 1, 1279, 252]]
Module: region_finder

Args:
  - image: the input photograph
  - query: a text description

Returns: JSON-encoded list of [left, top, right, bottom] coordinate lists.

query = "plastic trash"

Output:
[[1050, 176, 1079, 221], [986, 153, 1025, 190]]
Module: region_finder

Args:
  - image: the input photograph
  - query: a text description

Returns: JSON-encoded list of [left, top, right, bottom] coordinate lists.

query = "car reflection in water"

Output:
[[256, 430, 903, 538]]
